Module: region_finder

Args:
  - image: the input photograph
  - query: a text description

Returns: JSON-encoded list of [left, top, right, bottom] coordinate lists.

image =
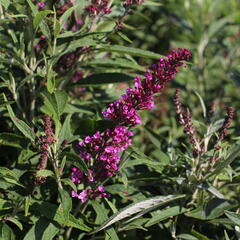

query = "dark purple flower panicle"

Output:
[[173, 89, 202, 155], [85, 0, 111, 17], [72, 48, 191, 201], [35, 115, 55, 184], [219, 107, 234, 140], [57, 52, 78, 73], [174, 89, 234, 157], [123, 0, 144, 8], [72, 70, 84, 83], [103, 48, 191, 127]]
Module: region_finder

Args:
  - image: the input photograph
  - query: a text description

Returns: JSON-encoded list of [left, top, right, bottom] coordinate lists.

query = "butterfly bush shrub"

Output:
[[0, 0, 239, 239]]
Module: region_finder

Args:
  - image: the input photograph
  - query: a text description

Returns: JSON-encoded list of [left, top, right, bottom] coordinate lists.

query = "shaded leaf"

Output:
[[72, 73, 134, 86], [54, 90, 68, 116], [145, 206, 187, 227], [0, 223, 15, 240], [4, 95, 35, 141], [191, 229, 210, 240], [91, 200, 119, 240], [98, 45, 164, 59], [59, 188, 72, 221], [186, 198, 235, 220], [88, 58, 146, 71], [41, 90, 58, 118], [31, 201, 91, 232], [23, 217, 59, 240], [64, 152, 89, 176], [198, 183, 226, 199], [58, 114, 73, 146], [0, 133, 29, 149], [6, 217, 23, 231]]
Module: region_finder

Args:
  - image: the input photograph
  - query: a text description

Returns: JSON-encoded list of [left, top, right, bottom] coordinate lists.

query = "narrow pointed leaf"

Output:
[[4, 96, 35, 141], [33, 10, 53, 29], [225, 211, 240, 226], [145, 206, 187, 227], [98, 45, 165, 59]]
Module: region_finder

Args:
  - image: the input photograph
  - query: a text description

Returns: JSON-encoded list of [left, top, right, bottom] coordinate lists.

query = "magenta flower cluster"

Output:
[[72, 48, 191, 202], [38, 2, 45, 9], [71, 126, 133, 202]]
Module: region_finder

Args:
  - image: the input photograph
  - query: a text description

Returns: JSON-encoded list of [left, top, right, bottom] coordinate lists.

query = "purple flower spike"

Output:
[[71, 48, 191, 202], [103, 48, 191, 127]]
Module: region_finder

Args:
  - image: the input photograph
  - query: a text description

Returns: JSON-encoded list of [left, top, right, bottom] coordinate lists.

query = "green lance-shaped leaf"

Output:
[[6, 217, 23, 231], [206, 119, 224, 136], [41, 90, 58, 118], [145, 206, 187, 227], [25, 196, 31, 216], [0, 167, 25, 188], [0, 133, 29, 149], [3, 94, 35, 141], [59, 188, 72, 222], [186, 198, 235, 220], [26, 0, 38, 15], [225, 211, 240, 226], [191, 229, 210, 240], [208, 143, 240, 177], [117, 31, 133, 43], [224, 230, 231, 240], [0, 0, 10, 9], [91, 200, 119, 240], [55, 35, 98, 57], [0, 199, 13, 210], [90, 194, 185, 234], [72, 73, 134, 87], [98, 45, 165, 59], [87, 58, 146, 71], [58, 114, 73, 147], [197, 183, 226, 199], [0, 223, 15, 240], [194, 91, 206, 118], [54, 90, 68, 116], [0, 167, 20, 181], [33, 10, 53, 29]]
